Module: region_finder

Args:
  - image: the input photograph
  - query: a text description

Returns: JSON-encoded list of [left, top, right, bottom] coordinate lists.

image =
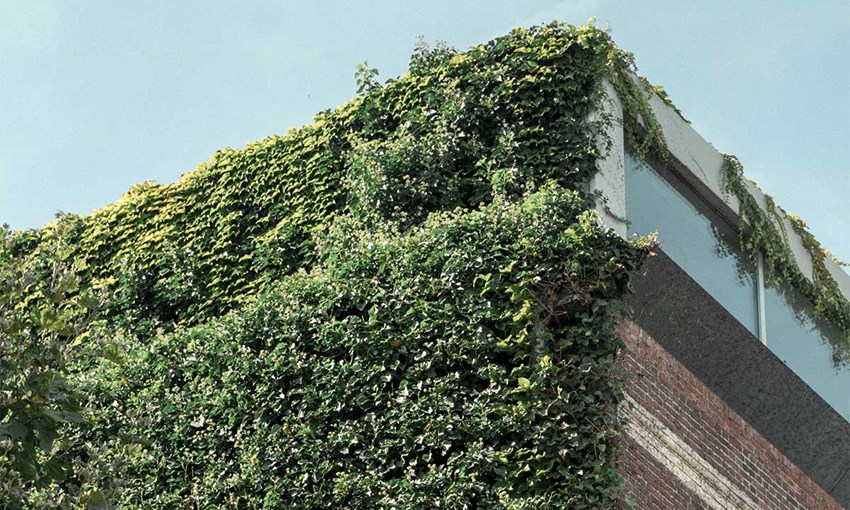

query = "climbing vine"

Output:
[[606, 52, 667, 162], [3, 17, 845, 509], [1, 22, 659, 508], [721, 154, 850, 363]]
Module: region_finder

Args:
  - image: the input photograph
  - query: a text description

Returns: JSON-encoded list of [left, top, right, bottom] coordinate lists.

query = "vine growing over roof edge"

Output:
[[609, 57, 850, 364], [720, 154, 850, 364]]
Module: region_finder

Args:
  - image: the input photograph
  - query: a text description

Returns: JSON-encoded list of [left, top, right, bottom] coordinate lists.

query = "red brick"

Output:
[[617, 319, 842, 510]]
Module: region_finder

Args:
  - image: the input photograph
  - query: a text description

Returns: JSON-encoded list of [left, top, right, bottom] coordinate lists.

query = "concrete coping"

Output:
[[591, 74, 850, 303]]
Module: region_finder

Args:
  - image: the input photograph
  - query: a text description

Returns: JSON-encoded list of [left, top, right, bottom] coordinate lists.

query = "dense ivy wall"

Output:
[[1, 23, 654, 508], [85, 189, 641, 508]]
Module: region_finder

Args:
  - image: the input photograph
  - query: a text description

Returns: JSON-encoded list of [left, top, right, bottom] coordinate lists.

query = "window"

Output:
[[764, 281, 850, 420], [625, 152, 850, 421], [624, 153, 759, 336]]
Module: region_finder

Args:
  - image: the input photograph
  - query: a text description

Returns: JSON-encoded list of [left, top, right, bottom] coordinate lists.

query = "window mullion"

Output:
[[757, 251, 768, 345]]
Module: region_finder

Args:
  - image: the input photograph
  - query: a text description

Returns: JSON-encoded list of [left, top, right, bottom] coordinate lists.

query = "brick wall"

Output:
[[619, 434, 710, 509], [617, 319, 843, 510]]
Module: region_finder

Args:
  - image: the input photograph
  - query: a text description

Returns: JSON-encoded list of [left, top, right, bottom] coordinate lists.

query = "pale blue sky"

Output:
[[1, 1, 848, 263]]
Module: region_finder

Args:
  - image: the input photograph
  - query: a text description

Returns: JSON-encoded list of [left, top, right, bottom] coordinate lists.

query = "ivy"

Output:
[[721, 155, 850, 363], [0, 21, 664, 507], [607, 43, 850, 365], [6, 16, 843, 509], [605, 52, 667, 162], [78, 186, 643, 509], [0, 216, 111, 508]]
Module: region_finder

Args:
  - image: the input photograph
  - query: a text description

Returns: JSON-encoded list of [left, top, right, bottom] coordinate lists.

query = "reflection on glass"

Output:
[[764, 283, 850, 420], [624, 153, 759, 336]]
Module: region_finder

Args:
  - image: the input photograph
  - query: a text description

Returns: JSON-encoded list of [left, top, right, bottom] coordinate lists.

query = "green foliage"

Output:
[[80, 186, 642, 508], [355, 61, 380, 95], [0, 216, 104, 508], [605, 52, 667, 162], [720, 155, 850, 363], [1, 21, 655, 507], [647, 84, 688, 124]]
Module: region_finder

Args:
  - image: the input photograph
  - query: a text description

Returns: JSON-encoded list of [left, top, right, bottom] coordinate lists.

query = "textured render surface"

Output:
[[591, 80, 627, 237], [626, 250, 850, 506], [618, 318, 845, 510], [643, 82, 730, 210], [827, 257, 850, 297]]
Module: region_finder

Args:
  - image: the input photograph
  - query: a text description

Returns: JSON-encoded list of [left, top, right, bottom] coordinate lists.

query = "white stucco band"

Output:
[[590, 80, 627, 238], [622, 394, 760, 510], [592, 74, 850, 303]]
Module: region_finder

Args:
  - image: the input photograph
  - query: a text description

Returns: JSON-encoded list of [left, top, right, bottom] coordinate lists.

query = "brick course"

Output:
[[617, 319, 843, 510], [619, 434, 710, 509]]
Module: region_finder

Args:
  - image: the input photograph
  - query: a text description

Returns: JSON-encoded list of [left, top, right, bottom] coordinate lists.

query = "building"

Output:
[[591, 79, 850, 508], [3, 24, 846, 508]]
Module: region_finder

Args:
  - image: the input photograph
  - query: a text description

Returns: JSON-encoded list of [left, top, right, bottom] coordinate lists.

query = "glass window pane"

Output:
[[624, 153, 759, 336], [764, 283, 850, 420]]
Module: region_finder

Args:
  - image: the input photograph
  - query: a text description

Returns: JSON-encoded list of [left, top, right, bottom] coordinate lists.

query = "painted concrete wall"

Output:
[[590, 80, 627, 238]]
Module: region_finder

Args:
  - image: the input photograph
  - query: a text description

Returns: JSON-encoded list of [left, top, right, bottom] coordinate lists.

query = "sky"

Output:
[[1, 1, 848, 264]]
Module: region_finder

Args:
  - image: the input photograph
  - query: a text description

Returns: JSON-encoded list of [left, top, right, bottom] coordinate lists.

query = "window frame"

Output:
[[623, 146, 848, 420], [624, 145, 764, 339]]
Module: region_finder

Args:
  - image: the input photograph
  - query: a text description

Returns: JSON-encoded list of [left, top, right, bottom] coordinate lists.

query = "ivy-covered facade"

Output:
[[1, 22, 847, 509]]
